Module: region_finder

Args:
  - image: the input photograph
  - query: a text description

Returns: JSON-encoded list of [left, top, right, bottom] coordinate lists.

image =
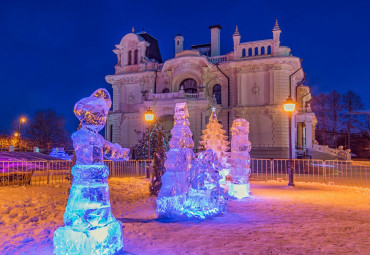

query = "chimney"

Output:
[[209, 25, 222, 56], [174, 34, 184, 55]]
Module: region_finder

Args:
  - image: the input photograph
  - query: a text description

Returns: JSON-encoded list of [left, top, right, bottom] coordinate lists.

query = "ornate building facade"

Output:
[[105, 22, 317, 158]]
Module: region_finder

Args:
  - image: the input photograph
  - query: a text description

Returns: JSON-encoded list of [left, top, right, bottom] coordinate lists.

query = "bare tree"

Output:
[[25, 110, 71, 150], [312, 93, 329, 145], [326, 90, 342, 148], [341, 91, 364, 150]]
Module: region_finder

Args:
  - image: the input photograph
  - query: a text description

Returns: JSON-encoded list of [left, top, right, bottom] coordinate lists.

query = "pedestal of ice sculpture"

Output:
[[228, 119, 252, 199], [53, 89, 129, 255]]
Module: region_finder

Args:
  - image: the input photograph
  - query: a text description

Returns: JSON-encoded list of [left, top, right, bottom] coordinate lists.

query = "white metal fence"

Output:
[[1, 159, 369, 188], [250, 159, 369, 188]]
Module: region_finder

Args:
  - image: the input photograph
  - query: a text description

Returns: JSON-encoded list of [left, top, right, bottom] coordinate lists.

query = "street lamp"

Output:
[[284, 97, 296, 186], [17, 116, 27, 150], [144, 108, 155, 178]]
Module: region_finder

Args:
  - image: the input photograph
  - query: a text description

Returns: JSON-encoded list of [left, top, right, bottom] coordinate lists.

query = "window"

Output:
[[248, 48, 252, 56], [128, 50, 132, 65], [162, 88, 169, 93], [134, 50, 138, 65], [267, 45, 272, 54], [261, 46, 265, 55], [254, 47, 258, 56], [180, 78, 197, 93], [242, 48, 246, 58], [177, 41, 179, 45], [213, 84, 222, 104]]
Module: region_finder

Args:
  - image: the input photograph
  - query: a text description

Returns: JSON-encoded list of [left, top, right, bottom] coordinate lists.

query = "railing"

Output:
[[1, 159, 369, 188], [0, 160, 73, 186], [208, 55, 227, 64], [250, 159, 369, 188]]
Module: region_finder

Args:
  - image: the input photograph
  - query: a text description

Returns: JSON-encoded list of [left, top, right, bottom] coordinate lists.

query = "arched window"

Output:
[[267, 45, 272, 54], [261, 46, 265, 55], [162, 88, 169, 93], [254, 47, 259, 56], [128, 50, 132, 65], [248, 48, 252, 56], [213, 84, 222, 104], [242, 48, 246, 58], [134, 50, 138, 65], [180, 78, 197, 93]]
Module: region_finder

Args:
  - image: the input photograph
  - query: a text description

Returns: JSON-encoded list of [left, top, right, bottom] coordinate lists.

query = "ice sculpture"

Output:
[[156, 102, 195, 217], [53, 89, 129, 255], [49, 147, 72, 161], [183, 149, 228, 219], [199, 107, 230, 184], [228, 119, 252, 199]]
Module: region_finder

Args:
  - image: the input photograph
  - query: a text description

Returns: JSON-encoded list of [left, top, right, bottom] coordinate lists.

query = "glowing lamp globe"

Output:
[[20, 117, 26, 123], [283, 98, 296, 112], [144, 108, 155, 122], [14, 132, 19, 137]]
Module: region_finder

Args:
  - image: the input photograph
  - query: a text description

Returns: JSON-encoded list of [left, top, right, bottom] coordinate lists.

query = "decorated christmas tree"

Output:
[[199, 107, 230, 184], [149, 129, 167, 196], [199, 107, 230, 162]]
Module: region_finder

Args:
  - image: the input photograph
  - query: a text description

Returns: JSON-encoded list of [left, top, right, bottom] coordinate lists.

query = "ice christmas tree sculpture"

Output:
[[200, 107, 230, 161], [53, 89, 129, 255], [199, 107, 230, 183], [156, 102, 195, 217], [228, 118, 252, 199], [184, 149, 228, 219]]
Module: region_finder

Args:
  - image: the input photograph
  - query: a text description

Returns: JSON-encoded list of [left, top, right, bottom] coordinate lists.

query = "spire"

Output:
[[131, 26, 135, 33], [234, 25, 239, 35], [273, 19, 280, 31]]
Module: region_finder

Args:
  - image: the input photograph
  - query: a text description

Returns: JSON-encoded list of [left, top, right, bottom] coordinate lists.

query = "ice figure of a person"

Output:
[[156, 102, 195, 217], [183, 149, 228, 219], [228, 118, 252, 199], [53, 89, 129, 255]]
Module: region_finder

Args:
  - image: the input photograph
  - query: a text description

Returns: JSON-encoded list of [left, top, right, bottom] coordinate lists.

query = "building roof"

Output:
[[137, 32, 162, 63]]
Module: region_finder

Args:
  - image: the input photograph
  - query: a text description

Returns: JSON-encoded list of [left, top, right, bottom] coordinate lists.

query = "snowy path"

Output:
[[0, 178, 369, 255]]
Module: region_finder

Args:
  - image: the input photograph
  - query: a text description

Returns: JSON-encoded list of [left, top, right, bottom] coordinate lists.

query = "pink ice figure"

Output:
[[228, 118, 252, 199], [53, 89, 129, 255]]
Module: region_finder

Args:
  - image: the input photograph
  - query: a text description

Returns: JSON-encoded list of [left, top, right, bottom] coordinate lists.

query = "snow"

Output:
[[1, 178, 369, 254]]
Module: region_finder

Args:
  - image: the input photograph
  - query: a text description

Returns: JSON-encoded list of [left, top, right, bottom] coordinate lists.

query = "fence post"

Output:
[[136, 160, 139, 176], [271, 159, 274, 180], [111, 161, 115, 177], [323, 160, 326, 184], [47, 161, 50, 184]]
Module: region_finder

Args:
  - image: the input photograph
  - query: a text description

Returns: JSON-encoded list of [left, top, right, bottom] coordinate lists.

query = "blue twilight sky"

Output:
[[0, 0, 369, 134]]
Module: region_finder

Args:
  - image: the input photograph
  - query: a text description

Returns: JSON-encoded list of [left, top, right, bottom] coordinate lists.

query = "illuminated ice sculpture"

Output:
[[53, 89, 129, 255], [184, 149, 228, 219], [156, 102, 195, 217], [199, 107, 230, 184], [228, 119, 252, 199]]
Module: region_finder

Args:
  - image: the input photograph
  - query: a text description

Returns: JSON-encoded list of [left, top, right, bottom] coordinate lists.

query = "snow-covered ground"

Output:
[[0, 178, 369, 255]]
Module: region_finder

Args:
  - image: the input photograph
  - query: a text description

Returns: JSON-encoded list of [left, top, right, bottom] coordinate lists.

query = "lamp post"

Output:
[[283, 97, 296, 186], [144, 108, 155, 178], [17, 117, 27, 150]]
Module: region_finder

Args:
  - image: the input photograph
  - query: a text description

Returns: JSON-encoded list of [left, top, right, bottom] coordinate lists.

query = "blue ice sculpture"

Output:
[[53, 89, 129, 255], [228, 119, 252, 199], [156, 102, 195, 217], [183, 149, 228, 219]]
